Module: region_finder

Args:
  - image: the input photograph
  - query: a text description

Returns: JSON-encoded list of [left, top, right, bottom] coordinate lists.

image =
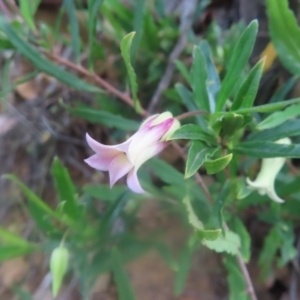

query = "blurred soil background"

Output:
[[0, 0, 300, 299]]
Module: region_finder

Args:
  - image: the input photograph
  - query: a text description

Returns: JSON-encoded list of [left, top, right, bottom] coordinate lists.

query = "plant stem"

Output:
[[176, 110, 208, 121]]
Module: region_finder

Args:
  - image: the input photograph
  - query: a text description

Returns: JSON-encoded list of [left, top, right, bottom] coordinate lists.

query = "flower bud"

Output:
[[50, 245, 69, 297]]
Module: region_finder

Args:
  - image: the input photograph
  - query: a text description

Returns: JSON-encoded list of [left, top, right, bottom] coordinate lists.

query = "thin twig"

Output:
[[45, 52, 149, 117], [176, 110, 208, 121], [147, 0, 198, 113]]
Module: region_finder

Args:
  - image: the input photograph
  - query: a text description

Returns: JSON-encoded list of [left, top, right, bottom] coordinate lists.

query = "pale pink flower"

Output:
[[85, 112, 180, 193]]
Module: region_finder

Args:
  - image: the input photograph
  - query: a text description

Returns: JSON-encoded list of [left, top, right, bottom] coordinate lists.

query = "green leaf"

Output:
[[0, 226, 34, 248], [204, 231, 241, 255], [190, 46, 210, 112], [231, 60, 263, 111], [234, 97, 300, 114], [174, 237, 198, 296], [19, 0, 40, 31], [185, 141, 217, 178], [175, 60, 191, 84], [112, 248, 137, 300], [258, 226, 281, 279], [64, 0, 81, 63], [267, 0, 300, 75], [87, 0, 104, 67], [168, 124, 216, 145], [83, 184, 127, 201], [232, 141, 300, 158], [199, 40, 220, 101], [0, 17, 101, 93], [0, 246, 35, 262], [256, 103, 300, 130], [132, 0, 146, 60], [231, 218, 251, 262], [204, 153, 233, 175], [216, 20, 258, 111], [63, 104, 139, 131], [224, 255, 250, 300], [147, 158, 184, 185], [120, 32, 141, 112], [270, 76, 297, 103], [51, 157, 80, 220], [248, 119, 300, 141], [3, 175, 60, 219], [175, 83, 208, 131]]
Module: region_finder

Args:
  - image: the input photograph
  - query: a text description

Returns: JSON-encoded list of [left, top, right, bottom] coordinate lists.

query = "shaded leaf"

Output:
[[0, 17, 101, 93], [191, 46, 210, 112], [216, 20, 258, 111], [232, 141, 300, 158], [51, 157, 80, 220], [267, 0, 300, 75], [112, 249, 137, 300], [231, 60, 263, 110], [120, 32, 141, 112]]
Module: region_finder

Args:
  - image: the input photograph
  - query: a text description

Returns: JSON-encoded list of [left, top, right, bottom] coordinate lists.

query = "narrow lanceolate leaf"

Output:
[[88, 0, 104, 67], [63, 104, 139, 131], [168, 124, 216, 145], [231, 218, 251, 263], [174, 238, 198, 296], [216, 20, 258, 111], [185, 141, 218, 178], [256, 103, 300, 130], [120, 32, 141, 112], [51, 157, 80, 220], [204, 231, 241, 255], [3, 175, 60, 219], [224, 255, 249, 300], [0, 17, 101, 93], [232, 141, 300, 158], [0, 246, 35, 262], [190, 46, 210, 112], [175, 60, 191, 84], [234, 97, 300, 114], [267, 0, 300, 75], [0, 226, 35, 247], [199, 40, 220, 99], [64, 0, 81, 63], [231, 60, 264, 111], [248, 119, 300, 142], [175, 83, 208, 131], [19, 0, 40, 31], [204, 153, 233, 175], [112, 249, 137, 300], [132, 0, 146, 60]]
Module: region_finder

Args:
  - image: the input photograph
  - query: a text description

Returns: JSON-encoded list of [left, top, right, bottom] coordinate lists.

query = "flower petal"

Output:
[[134, 142, 168, 169], [86, 133, 130, 154], [127, 118, 174, 165], [109, 154, 133, 187], [127, 168, 145, 194], [267, 186, 285, 203], [84, 154, 113, 171]]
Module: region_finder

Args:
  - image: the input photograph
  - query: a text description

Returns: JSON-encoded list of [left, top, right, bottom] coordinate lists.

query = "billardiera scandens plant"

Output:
[[246, 137, 291, 203], [85, 112, 180, 193]]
